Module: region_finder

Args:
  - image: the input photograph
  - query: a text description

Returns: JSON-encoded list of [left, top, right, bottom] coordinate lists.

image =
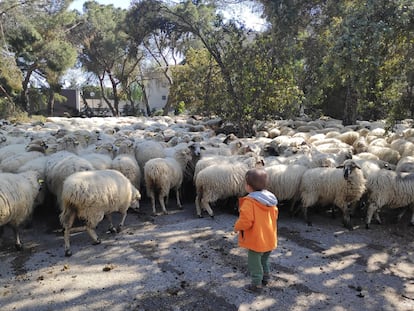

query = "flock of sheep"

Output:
[[0, 115, 414, 257]]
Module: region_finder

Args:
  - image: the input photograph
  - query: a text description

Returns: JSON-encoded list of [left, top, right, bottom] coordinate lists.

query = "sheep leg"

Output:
[[288, 198, 300, 217], [365, 203, 378, 229], [195, 195, 203, 217], [175, 188, 183, 209], [147, 190, 157, 215], [410, 208, 414, 226], [341, 204, 353, 230], [159, 193, 168, 215], [117, 211, 128, 232], [85, 226, 101, 245], [12, 226, 22, 251], [63, 212, 77, 257], [200, 197, 214, 218], [302, 205, 312, 226], [374, 210, 382, 225], [396, 207, 407, 223], [330, 205, 336, 219], [105, 214, 117, 233]]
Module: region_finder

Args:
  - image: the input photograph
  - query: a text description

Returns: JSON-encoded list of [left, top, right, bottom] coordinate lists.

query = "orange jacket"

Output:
[[234, 196, 278, 252]]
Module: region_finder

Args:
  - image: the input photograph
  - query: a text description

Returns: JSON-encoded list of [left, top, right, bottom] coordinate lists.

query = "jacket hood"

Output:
[[248, 190, 278, 207]]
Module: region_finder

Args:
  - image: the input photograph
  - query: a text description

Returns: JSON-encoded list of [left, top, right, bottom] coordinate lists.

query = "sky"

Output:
[[68, 0, 267, 31], [69, 0, 132, 12], [64, 0, 265, 87]]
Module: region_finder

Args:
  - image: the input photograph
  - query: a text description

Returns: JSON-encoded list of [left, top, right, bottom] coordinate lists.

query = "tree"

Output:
[[259, 0, 414, 125], [3, 0, 78, 116], [127, 0, 197, 116], [317, 0, 414, 124], [168, 47, 226, 115], [164, 1, 302, 134], [75, 1, 140, 116]]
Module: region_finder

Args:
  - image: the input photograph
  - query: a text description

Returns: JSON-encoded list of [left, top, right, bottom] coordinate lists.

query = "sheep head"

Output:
[[338, 159, 361, 180]]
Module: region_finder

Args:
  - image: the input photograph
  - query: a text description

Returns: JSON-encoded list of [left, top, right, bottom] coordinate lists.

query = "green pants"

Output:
[[247, 250, 271, 286]]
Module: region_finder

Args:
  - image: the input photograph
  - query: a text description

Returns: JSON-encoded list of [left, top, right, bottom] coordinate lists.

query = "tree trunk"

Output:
[[162, 95, 172, 116], [19, 65, 36, 112], [47, 90, 55, 117], [0, 85, 16, 115], [108, 72, 120, 117], [126, 90, 136, 116], [139, 82, 150, 116], [343, 81, 358, 126], [99, 75, 116, 116]]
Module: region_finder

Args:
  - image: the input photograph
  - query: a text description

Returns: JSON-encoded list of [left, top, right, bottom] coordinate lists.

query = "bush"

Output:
[[174, 101, 186, 115]]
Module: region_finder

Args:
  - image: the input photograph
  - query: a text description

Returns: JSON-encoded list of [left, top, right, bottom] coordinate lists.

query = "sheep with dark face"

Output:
[[299, 159, 366, 229]]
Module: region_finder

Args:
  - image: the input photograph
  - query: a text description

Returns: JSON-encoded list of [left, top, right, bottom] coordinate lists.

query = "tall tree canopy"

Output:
[[74, 1, 140, 116], [2, 0, 77, 115], [0, 0, 413, 130]]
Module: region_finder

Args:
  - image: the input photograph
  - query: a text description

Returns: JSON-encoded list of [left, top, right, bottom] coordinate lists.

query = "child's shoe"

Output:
[[244, 284, 262, 293], [262, 274, 270, 286]]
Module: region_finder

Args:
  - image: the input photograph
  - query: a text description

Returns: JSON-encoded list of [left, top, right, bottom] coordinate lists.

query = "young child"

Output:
[[234, 167, 278, 293]]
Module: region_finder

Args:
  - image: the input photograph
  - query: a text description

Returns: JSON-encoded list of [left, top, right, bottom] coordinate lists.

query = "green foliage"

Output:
[[0, 0, 413, 126], [75, 1, 139, 116], [174, 101, 186, 115], [1, 0, 78, 114], [169, 47, 226, 116], [168, 4, 303, 134], [0, 52, 22, 94]]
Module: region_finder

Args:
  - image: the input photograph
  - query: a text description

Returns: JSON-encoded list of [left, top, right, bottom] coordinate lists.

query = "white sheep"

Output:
[[396, 156, 414, 173], [367, 145, 400, 165], [144, 147, 193, 215], [0, 150, 45, 173], [265, 164, 308, 212], [80, 142, 115, 170], [0, 144, 26, 163], [55, 134, 81, 154], [193, 153, 265, 182], [290, 148, 352, 169], [352, 136, 369, 154], [195, 159, 264, 218], [200, 139, 249, 157], [299, 159, 366, 229], [390, 138, 414, 158], [59, 169, 141, 257], [25, 139, 48, 153], [134, 140, 166, 173], [336, 131, 360, 146], [111, 140, 141, 190], [45, 151, 94, 208], [365, 170, 414, 228], [0, 170, 43, 250]]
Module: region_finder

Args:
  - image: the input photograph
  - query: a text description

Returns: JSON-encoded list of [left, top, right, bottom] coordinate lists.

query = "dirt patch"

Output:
[[0, 200, 414, 311]]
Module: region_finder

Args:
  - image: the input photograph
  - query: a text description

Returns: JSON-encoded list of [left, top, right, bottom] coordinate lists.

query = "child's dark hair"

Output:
[[245, 168, 268, 191]]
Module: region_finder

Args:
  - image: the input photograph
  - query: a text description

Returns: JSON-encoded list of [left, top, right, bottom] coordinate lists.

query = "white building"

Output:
[[59, 69, 171, 117]]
